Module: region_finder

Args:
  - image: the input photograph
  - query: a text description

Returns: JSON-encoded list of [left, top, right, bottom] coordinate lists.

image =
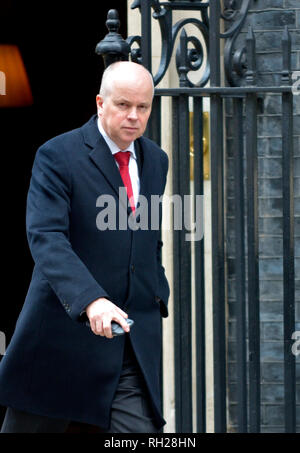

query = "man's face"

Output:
[[96, 76, 153, 150]]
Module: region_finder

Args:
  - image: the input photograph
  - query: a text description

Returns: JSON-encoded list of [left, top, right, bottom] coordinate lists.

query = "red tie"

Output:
[[114, 151, 135, 214]]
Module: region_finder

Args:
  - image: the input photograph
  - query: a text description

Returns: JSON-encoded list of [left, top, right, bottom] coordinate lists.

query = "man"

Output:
[[0, 61, 169, 433]]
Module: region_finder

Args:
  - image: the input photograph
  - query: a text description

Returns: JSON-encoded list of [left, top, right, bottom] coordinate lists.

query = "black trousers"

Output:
[[1, 336, 159, 433]]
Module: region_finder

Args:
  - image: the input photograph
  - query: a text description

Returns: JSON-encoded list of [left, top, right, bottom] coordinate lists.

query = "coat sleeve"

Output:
[[155, 150, 170, 318], [26, 142, 109, 322]]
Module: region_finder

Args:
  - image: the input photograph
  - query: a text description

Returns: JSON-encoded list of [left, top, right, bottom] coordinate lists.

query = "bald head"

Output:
[[96, 61, 154, 150], [99, 61, 154, 99]]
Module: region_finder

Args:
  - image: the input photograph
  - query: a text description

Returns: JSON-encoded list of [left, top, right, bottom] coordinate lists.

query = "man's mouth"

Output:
[[124, 127, 138, 130]]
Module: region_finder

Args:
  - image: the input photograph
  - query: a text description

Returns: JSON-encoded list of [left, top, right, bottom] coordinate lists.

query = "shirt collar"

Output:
[[97, 117, 136, 158]]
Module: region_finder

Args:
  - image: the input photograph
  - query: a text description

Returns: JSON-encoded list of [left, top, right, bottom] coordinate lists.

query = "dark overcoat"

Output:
[[0, 115, 169, 429]]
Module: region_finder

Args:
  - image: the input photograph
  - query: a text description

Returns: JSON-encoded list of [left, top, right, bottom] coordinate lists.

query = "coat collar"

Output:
[[81, 115, 152, 213]]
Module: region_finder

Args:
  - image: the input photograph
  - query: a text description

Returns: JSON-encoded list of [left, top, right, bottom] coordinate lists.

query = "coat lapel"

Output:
[[81, 116, 128, 211], [89, 142, 122, 197], [81, 116, 156, 217]]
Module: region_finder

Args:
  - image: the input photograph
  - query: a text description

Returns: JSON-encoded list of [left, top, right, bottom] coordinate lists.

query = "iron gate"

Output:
[[97, 0, 298, 433]]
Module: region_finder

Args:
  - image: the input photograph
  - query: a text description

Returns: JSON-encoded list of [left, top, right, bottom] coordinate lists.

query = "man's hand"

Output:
[[86, 298, 130, 339]]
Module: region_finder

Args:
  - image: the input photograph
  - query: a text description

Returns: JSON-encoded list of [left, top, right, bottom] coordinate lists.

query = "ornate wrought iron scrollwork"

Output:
[[126, 35, 142, 65], [128, 0, 210, 87], [96, 1, 255, 87], [221, 0, 254, 86]]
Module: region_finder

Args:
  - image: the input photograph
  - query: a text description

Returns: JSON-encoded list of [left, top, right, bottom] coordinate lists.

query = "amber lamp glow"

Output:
[[0, 44, 33, 107]]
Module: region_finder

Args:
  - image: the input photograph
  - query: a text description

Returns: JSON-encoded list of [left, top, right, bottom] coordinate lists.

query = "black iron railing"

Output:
[[96, 0, 298, 434]]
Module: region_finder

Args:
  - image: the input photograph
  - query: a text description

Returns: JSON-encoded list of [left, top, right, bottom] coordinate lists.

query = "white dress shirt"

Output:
[[97, 118, 140, 208]]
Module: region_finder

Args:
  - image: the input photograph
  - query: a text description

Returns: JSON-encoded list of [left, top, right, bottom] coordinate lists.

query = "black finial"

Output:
[[106, 9, 120, 33], [95, 9, 130, 68], [176, 29, 190, 88]]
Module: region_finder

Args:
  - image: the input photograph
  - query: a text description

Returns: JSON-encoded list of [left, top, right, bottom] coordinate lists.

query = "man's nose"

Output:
[[127, 107, 138, 120]]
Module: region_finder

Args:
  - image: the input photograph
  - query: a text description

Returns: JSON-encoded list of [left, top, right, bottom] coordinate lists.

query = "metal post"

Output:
[[140, 0, 152, 72], [209, 0, 227, 433], [193, 97, 206, 433], [172, 94, 193, 433], [245, 26, 260, 433], [281, 26, 296, 434], [233, 97, 248, 432]]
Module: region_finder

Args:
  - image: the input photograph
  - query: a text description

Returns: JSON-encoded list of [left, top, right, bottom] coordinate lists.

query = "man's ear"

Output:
[[96, 94, 104, 113]]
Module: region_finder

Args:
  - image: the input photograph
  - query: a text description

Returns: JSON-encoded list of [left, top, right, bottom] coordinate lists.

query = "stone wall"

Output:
[[226, 0, 300, 432]]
